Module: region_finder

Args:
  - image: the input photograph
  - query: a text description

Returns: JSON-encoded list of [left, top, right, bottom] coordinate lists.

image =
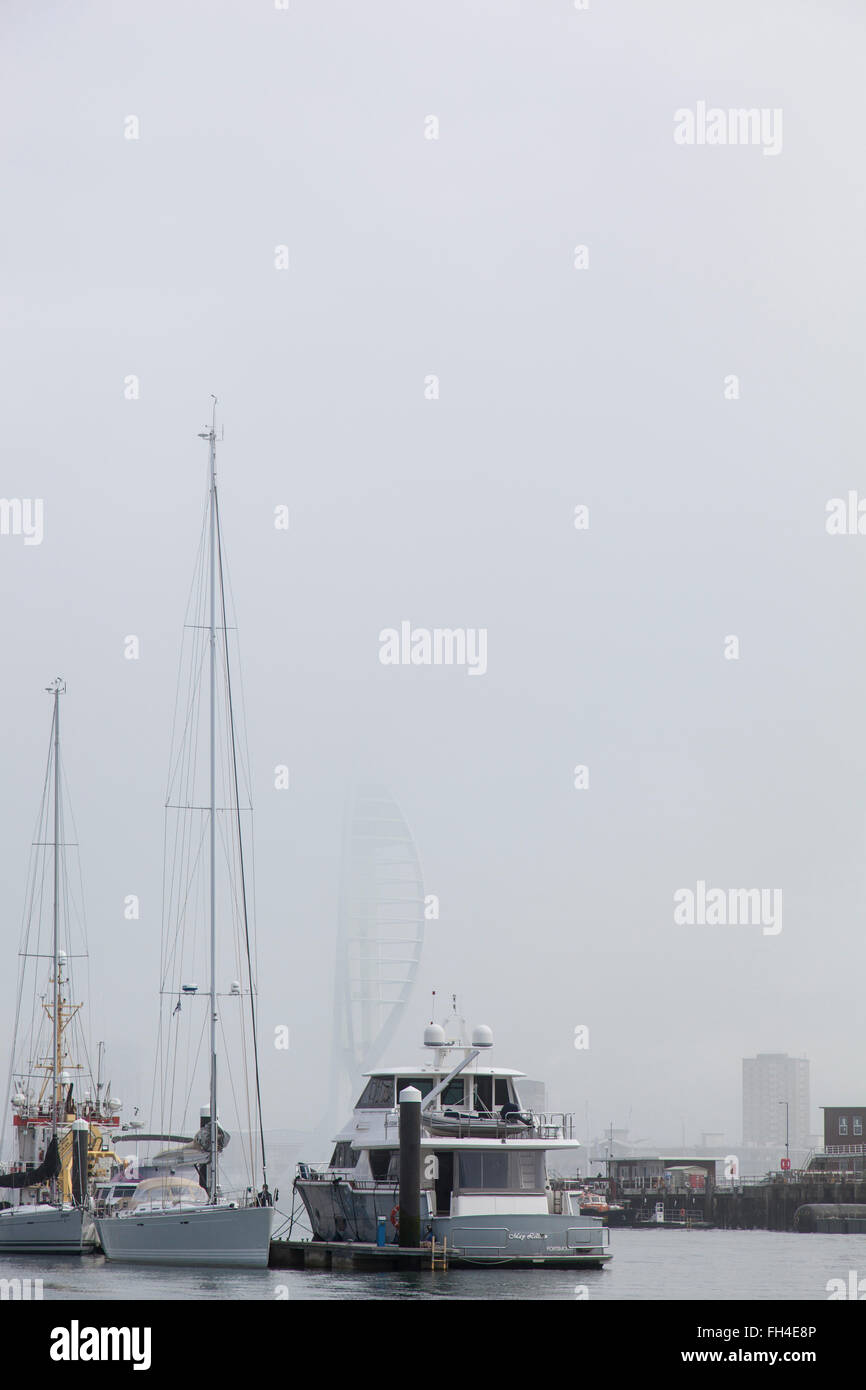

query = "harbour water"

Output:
[[3, 1230, 862, 1301]]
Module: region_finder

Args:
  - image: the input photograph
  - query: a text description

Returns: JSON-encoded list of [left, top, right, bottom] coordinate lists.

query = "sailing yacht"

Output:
[[0, 681, 122, 1254], [94, 404, 274, 1268]]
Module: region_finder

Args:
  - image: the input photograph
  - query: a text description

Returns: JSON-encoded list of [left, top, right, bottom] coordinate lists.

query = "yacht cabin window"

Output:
[[356, 1073, 509, 1111], [369, 1149, 394, 1182], [472, 1076, 512, 1113], [329, 1142, 360, 1168], [440, 1078, 465, 1106], [357, 1077, 395, 1109], [456, 1150, 545, 1193], [396, 1077, 436, 1099]]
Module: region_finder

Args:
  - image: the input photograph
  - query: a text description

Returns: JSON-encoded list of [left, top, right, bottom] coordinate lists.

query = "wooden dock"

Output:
[[270, 1239, 432, 1271], [269, 1238, 612, 1271]]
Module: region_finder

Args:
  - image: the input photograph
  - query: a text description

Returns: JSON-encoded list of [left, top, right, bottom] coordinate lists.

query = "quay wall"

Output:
[[615, 1179, 866, 1230], [711, 1179, 866, 1231]]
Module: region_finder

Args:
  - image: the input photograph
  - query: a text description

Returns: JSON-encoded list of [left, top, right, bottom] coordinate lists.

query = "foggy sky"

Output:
[[1, 0, 864, 1155]]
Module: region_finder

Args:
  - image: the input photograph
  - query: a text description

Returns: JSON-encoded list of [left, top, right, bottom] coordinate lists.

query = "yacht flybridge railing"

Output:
[[379, 1110, 576, 1141], [296, 1166, 396, 1192], [535, 1114, 575, 1140]]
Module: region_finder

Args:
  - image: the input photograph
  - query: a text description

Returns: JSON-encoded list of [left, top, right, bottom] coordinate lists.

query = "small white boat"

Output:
[[425, 1108, 535, 1138]]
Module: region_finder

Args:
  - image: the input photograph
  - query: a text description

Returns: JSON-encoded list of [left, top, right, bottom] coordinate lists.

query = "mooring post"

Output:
[[71, 1119, 90, 1206], [398, 1085, 422, 1248]]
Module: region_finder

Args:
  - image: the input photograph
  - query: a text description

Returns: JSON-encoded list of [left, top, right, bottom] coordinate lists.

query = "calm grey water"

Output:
[[3, 1230, 864, 1300]]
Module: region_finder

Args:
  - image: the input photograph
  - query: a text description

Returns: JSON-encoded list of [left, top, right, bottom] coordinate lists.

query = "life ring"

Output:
[[390, 1205, 399, 1228]]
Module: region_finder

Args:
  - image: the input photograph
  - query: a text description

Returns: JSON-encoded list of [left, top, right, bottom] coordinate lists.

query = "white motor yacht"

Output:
[[295, 1013, 611, 1268]]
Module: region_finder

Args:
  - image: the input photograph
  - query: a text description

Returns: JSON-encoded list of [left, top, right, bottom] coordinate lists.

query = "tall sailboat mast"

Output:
[[91, 405, 275, 1265], [205, 401, 219, 1202], [48, 676, 65, 1142]]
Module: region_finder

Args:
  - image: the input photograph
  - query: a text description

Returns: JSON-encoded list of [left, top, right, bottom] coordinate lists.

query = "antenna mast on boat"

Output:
[[45, 677, 65, 1158]]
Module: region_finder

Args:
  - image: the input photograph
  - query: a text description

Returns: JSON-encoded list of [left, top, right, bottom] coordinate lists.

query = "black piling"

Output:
[[71, 1120, 90, 1205], [398, 1085, 421, 1248]]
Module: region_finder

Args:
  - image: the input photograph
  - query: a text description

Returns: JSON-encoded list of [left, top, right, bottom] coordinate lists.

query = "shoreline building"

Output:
[[807, 1105, 866, 1178], [742, 1053, 810, 1155]]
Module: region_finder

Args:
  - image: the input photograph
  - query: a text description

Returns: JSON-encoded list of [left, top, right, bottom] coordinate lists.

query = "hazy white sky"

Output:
[[1, 1, 864, 1154]]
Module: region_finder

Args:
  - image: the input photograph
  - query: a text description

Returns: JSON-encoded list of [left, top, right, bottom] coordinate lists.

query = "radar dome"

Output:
[[472, 1024, 494, 1048], [424, 1024, 446, 1047]]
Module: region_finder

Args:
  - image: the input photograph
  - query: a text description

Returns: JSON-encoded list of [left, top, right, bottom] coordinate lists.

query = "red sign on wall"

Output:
[[780, 1158, 791, 1171]]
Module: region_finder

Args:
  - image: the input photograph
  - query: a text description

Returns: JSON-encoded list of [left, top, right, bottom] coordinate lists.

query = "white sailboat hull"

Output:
[[94, 1203, 274, 1268], [0, 1204, 94, 1255]]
